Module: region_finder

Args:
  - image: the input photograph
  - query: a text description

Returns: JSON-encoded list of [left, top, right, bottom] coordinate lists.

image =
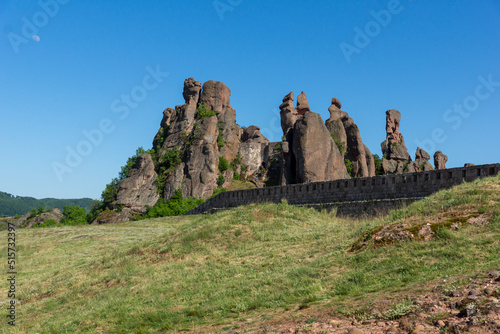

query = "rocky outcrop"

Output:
[[182, 77, 202, 104], [116, 154, 159, 213], [279, 92, 297, 136], [238, 126, 270, 177], [114, 78, 259, 216], [93, 208, 133, 225], [381, 109, 411, 174], [406, 147, 434, 173], [164, 115, 219, 198], [325, 99, 347, 151], [200, 80, 241, 163], [325, 98, 375, 177], [107, 78, 455, 220], [434, 151, 448, 170], [296, 91, 310, 115], [279, 92, 348, 184], [150, 79, 239, 200], [364, 144, 376, 176], [279, 92, 298, 184], [292, 110, 348, 182], [5, 209, 63, 229]]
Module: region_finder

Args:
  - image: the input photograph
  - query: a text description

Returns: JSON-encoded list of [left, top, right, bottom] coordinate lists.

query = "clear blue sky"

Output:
[[1, 0, 499, 199]]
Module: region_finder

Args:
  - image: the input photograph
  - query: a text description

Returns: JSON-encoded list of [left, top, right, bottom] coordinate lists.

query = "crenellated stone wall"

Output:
[[186, 164, 500, 216]]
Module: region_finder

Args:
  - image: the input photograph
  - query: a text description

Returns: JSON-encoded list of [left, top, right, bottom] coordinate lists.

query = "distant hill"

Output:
[[0, 191, 94, 216]]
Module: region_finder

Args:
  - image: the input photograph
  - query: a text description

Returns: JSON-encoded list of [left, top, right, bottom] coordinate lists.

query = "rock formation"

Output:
[[325, 98, 375, 177], [238, 126, 270, 177], [115, 154, 159, 213], [93, 209, 133, 225], [6, 209, 63, 229], [434, 151, 448, 169], [98, 78, 453, 222], [199, 80, 242, 163], [280, 92, 348, 184], [381, 109, 411, 174], [279, 91, 297, 136], [292, 110, 349, 182], [105, 78, 278, 218], [406, 147, 434, 173], [155, 79, 232, 200]]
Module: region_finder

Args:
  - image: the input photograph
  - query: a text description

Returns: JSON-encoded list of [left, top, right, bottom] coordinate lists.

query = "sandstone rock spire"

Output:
[[280, 91, 348, 184], [326, 98, 375, 177], [381, 109, 411, 174]]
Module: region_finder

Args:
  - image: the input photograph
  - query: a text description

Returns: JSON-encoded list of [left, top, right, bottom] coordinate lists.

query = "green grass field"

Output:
[[1, 175, 499, 333]]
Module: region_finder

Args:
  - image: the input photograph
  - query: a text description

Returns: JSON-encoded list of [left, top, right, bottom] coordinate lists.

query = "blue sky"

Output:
[[1, 0, 499, 199]]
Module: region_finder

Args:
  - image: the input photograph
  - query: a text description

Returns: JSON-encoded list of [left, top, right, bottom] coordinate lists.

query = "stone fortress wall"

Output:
[[186, 163, 500, 216]]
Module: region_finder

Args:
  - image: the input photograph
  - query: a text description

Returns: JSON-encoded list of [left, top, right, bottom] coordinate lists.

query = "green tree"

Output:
[[373, 154, 384, 176], [101, 178, 119, 208], [60, 206, 88, 226], [86, 200, 103, 223]]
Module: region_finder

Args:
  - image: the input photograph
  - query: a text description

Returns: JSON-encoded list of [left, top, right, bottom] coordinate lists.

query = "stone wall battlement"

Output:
[[186, 163, 500, 215]]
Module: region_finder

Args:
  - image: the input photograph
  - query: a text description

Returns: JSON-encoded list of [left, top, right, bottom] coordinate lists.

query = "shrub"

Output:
[[60, 206, 88, 226], [36, 218, 58, 228], [217, 174, 225, 187], [229, 152, 248, 179], [217, 122, 226, 148], [345, 158, 354, 177], [384, 300, 419, 320], [274, 143, 282, 151], [195, 103, 216, 119], [219, 157, 230, 172], [155, 175, 166, 195], [210, 188, 226, 198], [332, 135, 346, 156], [159, 149, 182, 172], [143, 189, 204, 218], [86, 200, 102, 223]]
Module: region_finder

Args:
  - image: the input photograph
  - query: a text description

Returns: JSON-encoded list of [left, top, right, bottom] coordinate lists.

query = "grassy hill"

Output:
[[0, 191, 94, 216], [1, 175, 499, 333]]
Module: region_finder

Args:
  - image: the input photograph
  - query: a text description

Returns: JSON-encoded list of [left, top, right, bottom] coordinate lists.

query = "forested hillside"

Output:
[[0, 191, 94, 216]]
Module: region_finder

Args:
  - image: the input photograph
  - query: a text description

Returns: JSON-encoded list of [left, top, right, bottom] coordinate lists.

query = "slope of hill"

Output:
[[0, 191, 94, 216], [0, 175, 499, 333]]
